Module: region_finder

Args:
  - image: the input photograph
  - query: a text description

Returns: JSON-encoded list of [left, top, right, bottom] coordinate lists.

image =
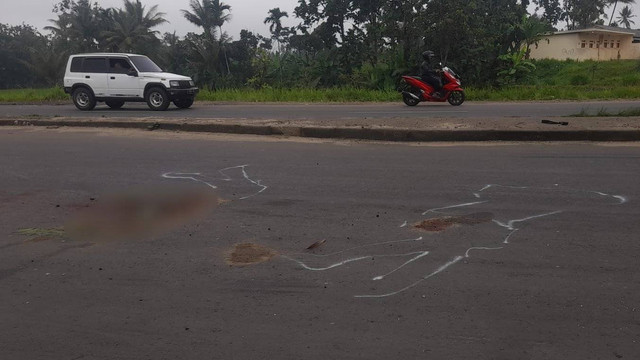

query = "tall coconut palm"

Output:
[[617, 5, 637, 28], [264, 8, 289, 52], [210, 0, 232, 74], [608, 0, 636, 26], [264, 8, 288, 38], [182, 0, 217, 42], [121, 0, 167, 30], [45, 0, 104, 52], [102, 0, 167, 53]]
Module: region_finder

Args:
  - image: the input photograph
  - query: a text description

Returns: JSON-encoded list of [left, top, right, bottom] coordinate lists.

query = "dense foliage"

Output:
[[0, 0, 635, 90]]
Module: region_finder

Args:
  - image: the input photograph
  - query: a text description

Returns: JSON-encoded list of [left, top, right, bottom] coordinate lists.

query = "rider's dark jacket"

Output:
[[420, 60, 442, 91]]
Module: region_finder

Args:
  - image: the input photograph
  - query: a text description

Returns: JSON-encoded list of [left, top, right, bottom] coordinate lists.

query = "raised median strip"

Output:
[[2, 118, 640, 142]]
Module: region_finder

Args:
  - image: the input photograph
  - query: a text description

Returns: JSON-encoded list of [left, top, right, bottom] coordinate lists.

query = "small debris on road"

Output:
[[306, 239, 326, 250], [541, 119, 569, 126]]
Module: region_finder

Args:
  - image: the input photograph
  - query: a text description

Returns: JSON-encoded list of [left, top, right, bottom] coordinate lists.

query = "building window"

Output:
[[604, 41, 608, 48], [589, 41, 594, 48], [617, 41, 621, 48], [581, 41, 586, 48]]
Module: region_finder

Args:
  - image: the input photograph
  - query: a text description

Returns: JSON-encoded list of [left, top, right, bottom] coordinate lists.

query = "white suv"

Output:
[[63, 53, 199, 111]]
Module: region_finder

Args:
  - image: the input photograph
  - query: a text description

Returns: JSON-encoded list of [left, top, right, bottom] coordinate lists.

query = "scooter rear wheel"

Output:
[[402, 92, 420, 106], [448, 90, 465, 106]]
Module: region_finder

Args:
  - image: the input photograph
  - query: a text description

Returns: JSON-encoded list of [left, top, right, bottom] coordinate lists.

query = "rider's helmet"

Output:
[[422, 50, 435, 61]]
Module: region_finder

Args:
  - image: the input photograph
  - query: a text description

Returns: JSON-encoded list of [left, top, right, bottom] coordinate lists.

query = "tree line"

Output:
[[0, 0, 636, 89]]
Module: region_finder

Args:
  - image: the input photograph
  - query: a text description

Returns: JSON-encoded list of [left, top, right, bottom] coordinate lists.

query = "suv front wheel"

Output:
[[146, 87, 170, 111], [173, 98, 194, 109], [72, 87, 96, 111]]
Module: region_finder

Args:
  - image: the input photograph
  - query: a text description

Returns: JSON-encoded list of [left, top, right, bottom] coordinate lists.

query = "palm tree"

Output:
[[617, 5, 637, 28], [182, 0, 232, 75], [45, 0, 103, 52], [121, 0, 167, 30], [210, 0, 232, 74], [102, 0, 167, 53], [608, 0, 636, 26], [182, 0, 217, 42], [265, 8, 288, 38], [264, 8, 289, 52]]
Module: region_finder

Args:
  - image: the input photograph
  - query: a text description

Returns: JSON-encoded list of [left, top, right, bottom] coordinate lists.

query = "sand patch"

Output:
[[226, 243, 277, 266]]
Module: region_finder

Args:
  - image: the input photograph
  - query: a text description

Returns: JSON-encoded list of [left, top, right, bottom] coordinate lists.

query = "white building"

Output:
[[529, 25, 640, 61]]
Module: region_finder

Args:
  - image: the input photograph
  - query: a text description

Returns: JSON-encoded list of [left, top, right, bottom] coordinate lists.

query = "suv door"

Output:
[[80, 57, 109, 97], [107, 57, 142, 98]]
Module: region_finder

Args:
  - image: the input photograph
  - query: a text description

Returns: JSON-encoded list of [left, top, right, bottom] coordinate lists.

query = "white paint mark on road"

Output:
[[492, 211, 563, 231], [355, 256, 464, 298], [162, 172, 217, 189], [282, 251, 430, 272], [465, 247, 503, 258], [163, 165, 268, 200], [422, 201, 488, 215]]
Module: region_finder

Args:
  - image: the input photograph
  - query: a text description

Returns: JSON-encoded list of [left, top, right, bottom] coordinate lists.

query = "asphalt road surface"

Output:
[[1, 128, 639, 359], [2, 100, 640, 120]]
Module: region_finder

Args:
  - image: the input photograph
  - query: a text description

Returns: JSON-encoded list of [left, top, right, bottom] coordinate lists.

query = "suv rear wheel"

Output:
[[146, 87, 170, 111], [105, 100, 125, 109], [72, 87, 96, 111]]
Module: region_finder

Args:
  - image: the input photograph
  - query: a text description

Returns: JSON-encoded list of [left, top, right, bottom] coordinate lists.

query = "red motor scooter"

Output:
[[400, 66, 465, 106]]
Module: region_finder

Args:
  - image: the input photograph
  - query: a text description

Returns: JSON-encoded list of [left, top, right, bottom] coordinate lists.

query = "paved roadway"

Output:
[[1, 100, 640, 120], [1, 128, 639, 359]]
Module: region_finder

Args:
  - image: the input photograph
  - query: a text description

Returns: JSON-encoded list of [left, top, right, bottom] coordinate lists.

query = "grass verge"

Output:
[[2, 85, 640, 103], [0, 87, 67, 102]]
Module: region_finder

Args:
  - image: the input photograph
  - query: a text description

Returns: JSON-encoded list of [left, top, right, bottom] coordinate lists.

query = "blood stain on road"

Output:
[[414, 212, 494, 232]]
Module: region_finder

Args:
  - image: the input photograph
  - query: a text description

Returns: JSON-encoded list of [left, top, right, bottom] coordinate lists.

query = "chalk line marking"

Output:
[[422, 201, 488, 215], [372, 251, 431, 281], [492, 211, 563, 231], [352, 183, 628, 298], [162, 165, 268, 200], [162, 172, 217, 189], [465, 247, 503, 258], [355, 256, 465, 298], [281, 251, 429, 272], [288, 236, 425, 258]]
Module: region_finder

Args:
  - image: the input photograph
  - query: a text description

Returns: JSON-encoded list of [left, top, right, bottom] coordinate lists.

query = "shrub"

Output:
[[570, 74, 590, 85]]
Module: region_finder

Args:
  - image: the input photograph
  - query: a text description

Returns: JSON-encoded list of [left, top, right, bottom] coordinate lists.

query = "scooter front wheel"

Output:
[[447, 90, 465, 106], [402, 92, 420, 106]]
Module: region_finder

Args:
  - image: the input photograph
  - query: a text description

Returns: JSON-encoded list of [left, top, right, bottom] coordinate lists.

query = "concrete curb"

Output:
[[2, 118, 640, 142]]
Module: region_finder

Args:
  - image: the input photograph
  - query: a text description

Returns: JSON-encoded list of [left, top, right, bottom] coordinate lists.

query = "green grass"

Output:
[[2, 85, 640, 103], [0, 87, 67, 102], [2, 60, 640, 103], [196, 87, 399, 102]]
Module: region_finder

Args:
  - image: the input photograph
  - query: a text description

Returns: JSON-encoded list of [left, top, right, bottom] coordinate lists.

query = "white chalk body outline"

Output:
[[162, 165, 268, 200], [283, 184, 627, 299]]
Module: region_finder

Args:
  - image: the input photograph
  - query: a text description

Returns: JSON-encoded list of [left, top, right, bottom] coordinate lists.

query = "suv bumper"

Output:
[[168, 87, 199, 100]]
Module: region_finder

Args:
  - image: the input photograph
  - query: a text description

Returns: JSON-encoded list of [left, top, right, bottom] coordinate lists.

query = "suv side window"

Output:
[[109, 58, 133, 74], [82, 57, 108, 73], [70, 57, 84, 72]]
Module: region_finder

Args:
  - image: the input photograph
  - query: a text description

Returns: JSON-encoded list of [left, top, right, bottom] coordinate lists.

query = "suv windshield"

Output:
[[129, 56, 163, 72]]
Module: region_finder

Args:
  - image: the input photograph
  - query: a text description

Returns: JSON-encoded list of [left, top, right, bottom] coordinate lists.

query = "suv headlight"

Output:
[[170, 80, 180, 88], [189, 80, 195, 87]]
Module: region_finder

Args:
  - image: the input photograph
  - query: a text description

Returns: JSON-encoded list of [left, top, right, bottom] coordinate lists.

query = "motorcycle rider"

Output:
[[420, 50, 443, 98]]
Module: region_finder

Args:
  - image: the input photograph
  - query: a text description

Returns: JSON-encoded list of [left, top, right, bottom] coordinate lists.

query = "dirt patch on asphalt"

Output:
[[414, 212, 493, 232], [226, 243, 277, 266]]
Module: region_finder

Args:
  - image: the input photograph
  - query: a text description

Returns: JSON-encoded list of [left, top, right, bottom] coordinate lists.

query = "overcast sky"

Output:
[[0, 0, 301, 39], [1, 0, 639, 40]]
